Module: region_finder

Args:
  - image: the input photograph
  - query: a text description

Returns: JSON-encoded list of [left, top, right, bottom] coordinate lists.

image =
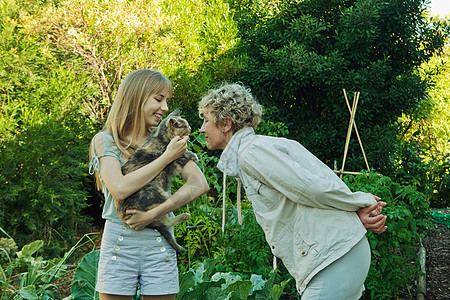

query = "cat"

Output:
[[117, 108, 198, 253]]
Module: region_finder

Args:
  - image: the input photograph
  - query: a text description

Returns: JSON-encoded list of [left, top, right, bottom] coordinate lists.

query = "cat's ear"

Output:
[[169, 108, 180, 117], [169, 118, 179, 127]]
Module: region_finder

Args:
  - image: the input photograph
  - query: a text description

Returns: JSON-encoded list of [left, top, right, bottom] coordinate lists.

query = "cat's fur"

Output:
[[117, 108, 198, 253]]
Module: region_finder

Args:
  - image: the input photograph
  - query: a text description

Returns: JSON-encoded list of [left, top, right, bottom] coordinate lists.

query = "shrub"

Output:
[[343, 172, 432, 299], [0, 117, 95, 256], [0, 231, 98, 300]]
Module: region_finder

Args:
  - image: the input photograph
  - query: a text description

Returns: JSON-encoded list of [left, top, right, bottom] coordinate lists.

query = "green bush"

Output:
[[343, 172, 432, 299], [0, 0, 102, 255], [0, 118, 94, 255], [0, 231, 98, 300], [230, 0, 447, 174]]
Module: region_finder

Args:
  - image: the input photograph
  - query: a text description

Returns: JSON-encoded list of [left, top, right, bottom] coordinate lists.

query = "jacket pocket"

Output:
[[293, 231, 318, 258], [293, 209, 322, 252]]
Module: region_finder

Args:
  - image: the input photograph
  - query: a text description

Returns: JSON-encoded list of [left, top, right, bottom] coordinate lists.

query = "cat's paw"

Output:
[[180, 213, 191, 221], [185, 151, 199, 163]]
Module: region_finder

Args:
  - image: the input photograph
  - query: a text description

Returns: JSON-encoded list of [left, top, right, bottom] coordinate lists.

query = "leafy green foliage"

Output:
[[0, 238, 17, 266], [0, 232, 98, 300], [68, 251, 289, 300], [1, 118, 94, 254], [230, 0, 447, 173], [343, 172, 432, 299], [177, 257, 290, 300], [0, 0, 101, 255], [25, 0, 244, 129], [69, 250, 100, 300], [396, 48, 450, 207]]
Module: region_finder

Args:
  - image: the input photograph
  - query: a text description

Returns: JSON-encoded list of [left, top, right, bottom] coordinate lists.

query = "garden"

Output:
[[1, 0, 449, 299]]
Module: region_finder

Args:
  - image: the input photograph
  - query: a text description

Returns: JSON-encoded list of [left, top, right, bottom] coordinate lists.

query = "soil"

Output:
[[421, 209, 450, 300], [55, 211, 450, 300]]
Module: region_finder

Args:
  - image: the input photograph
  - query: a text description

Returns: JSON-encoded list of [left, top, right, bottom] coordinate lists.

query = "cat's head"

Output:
[[163, 108, 192, 138]]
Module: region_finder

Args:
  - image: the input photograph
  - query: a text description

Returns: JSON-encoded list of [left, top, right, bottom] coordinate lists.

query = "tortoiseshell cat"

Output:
[[117, 108, 198, 253]]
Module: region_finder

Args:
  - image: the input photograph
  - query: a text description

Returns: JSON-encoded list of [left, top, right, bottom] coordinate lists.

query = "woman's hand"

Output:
[[163, 136, 189, 162], [124, 209, 158, 230], [357, 195, 387, 234]]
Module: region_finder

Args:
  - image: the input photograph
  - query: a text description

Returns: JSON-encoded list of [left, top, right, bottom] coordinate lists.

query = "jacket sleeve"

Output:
[[240, 142, 375, 211]]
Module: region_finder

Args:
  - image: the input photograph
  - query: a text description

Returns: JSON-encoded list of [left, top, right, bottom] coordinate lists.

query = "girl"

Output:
[[89, 69, 209, 300]]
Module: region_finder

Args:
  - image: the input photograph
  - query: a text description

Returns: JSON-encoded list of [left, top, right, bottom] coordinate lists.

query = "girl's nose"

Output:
[[161, 100, 169, 112]]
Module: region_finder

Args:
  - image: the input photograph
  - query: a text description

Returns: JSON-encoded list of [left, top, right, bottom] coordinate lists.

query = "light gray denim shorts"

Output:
[[96, 220, 180, 296]]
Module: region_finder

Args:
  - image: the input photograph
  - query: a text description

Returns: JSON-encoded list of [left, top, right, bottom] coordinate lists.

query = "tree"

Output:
[[0, 0, 99, 253], [29, 0, 244, 126], [0, 0, 244, 252], [231, 0, 447, 173]]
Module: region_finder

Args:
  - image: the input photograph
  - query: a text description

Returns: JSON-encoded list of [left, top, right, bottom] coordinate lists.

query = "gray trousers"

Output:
[[301, 236, 371, 300]]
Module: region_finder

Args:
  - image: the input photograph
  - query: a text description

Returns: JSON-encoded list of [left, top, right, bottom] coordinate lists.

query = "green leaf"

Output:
[[17, 240, 44, 258], [19, 285, 39, 299], [204, 287, 231, 300], [70, 250, 100, 300], [226, 280, 253, 300], [249, 274, 266, 295], [177, 270, 195, 300]]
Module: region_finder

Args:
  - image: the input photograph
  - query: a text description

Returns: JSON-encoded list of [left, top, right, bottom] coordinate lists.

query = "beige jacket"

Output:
[[217, 127, 375, 294]]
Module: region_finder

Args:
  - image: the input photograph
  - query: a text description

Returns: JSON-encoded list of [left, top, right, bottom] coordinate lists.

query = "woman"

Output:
[[197, 82, 387, 299], [89, 69, 209, 300]]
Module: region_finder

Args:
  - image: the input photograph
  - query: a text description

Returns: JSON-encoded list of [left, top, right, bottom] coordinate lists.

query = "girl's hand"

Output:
[[124, 209, 157, 230], [163, 136, 189, 162]]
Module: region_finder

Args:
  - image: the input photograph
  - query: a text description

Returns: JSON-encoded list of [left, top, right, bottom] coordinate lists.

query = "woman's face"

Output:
[[199, 107, 229, 150], [143, 90, 170, 128]]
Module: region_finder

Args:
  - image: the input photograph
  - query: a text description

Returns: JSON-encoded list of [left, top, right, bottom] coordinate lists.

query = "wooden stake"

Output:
[[343, 89, 371, 171], [340, 92, 359, 178]]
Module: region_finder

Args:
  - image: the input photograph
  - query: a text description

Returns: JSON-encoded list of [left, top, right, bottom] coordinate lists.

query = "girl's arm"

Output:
[[125, 160, 210, 230], [97, 135, 189, 201]]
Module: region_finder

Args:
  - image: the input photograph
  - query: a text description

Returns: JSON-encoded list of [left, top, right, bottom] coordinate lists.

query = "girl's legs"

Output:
[[301, 236, 371, 300], [143, 295, 176, 300], [99, 294, 132, 300], [99, 294, 176, 300]]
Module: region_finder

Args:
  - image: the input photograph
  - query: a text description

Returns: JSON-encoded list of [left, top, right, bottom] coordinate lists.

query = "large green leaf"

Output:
[[204, 286, 231, 300], [226, 280, 253, 300], [70, 250, 100, 300], [249, 274, 266, 295], [176, 270, 195, 300]]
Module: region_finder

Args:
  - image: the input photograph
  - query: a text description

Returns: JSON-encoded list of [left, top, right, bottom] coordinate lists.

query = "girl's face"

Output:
[[199, 107, 229, 150], [143, 90, 170, 128]]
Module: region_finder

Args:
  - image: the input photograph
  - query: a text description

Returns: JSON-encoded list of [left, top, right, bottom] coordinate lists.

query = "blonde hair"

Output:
[[90, 69, 173, 190], [198, 83, 263, 132]]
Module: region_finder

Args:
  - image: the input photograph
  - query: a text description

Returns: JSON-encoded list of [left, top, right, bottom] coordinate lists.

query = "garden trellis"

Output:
[[334, 89, 371, 178]]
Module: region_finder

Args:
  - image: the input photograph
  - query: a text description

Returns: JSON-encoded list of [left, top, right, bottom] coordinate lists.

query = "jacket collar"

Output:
[[217, 127, 255, 177], [217, 127, 255, 232]]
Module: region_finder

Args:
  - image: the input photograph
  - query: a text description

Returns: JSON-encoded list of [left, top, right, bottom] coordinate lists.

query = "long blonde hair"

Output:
[[90, 69, 173, 190]]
